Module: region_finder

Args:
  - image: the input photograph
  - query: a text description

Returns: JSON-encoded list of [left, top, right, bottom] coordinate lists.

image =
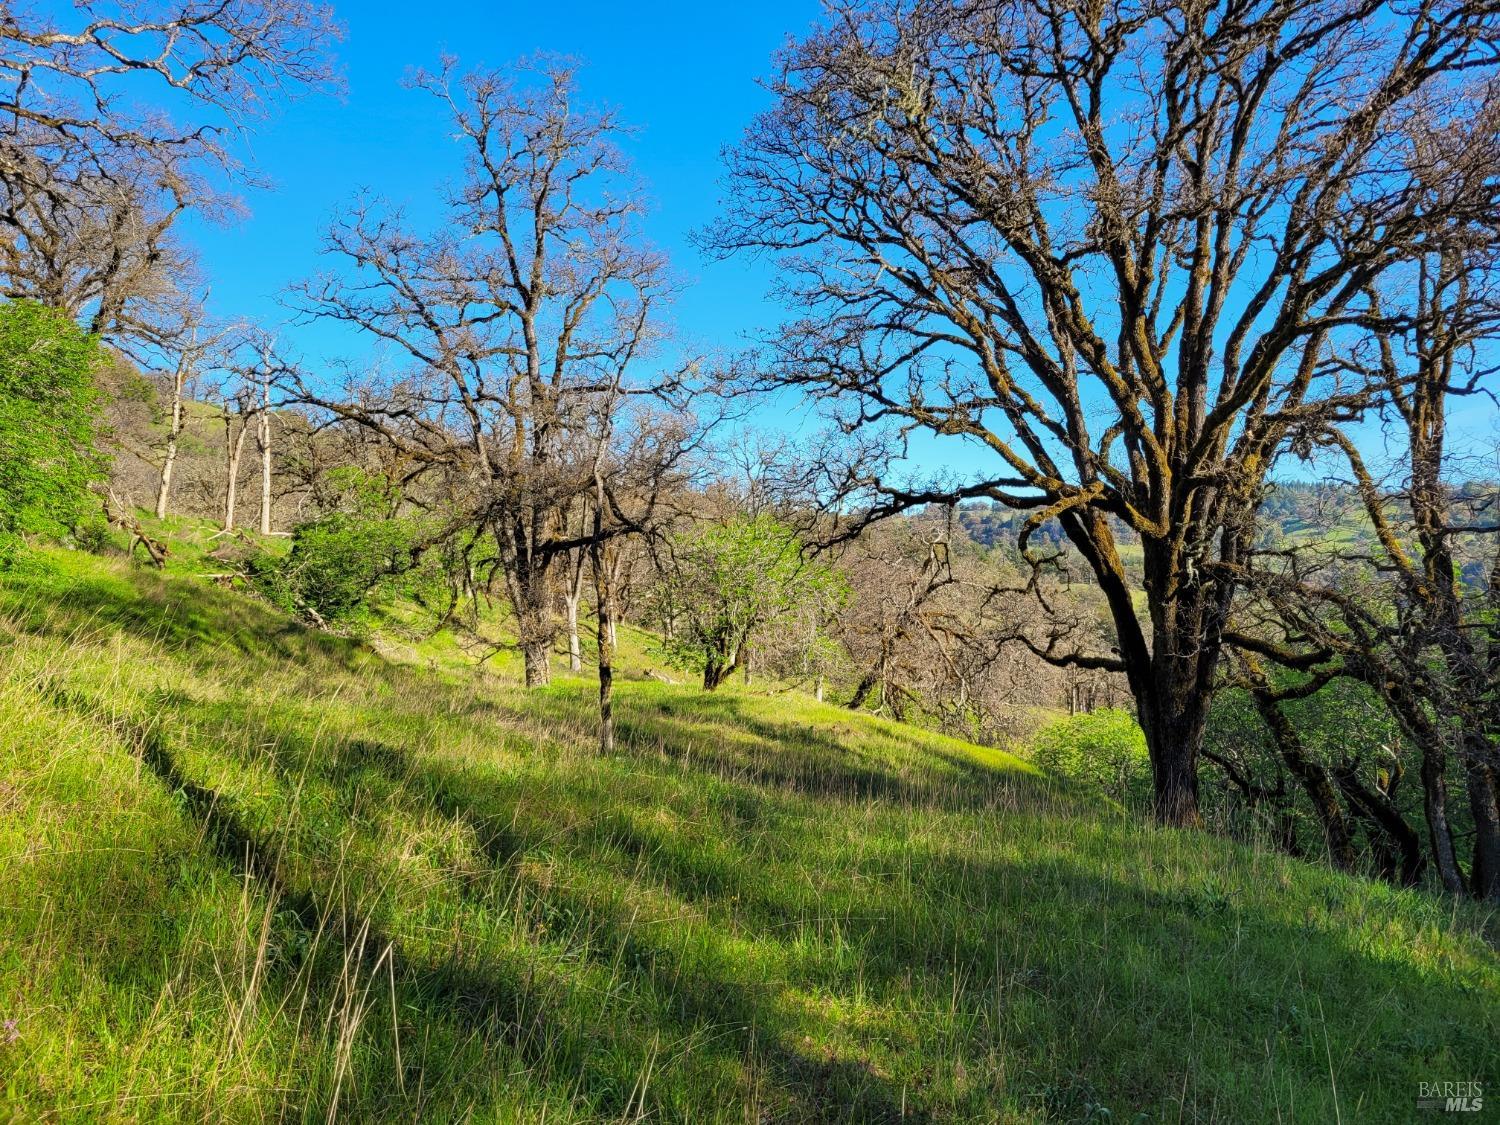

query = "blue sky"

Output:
[[107, 1, 1499, 485], [184, 0, 819, 362]]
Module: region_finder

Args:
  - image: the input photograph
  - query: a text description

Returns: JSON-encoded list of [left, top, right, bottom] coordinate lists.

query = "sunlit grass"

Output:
[[0, 549, 1493, 1122]]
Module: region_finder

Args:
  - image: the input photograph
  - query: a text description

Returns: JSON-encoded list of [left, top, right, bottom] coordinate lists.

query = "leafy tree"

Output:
[[656, 516, 845, 690], [0, 300, 104, 557]]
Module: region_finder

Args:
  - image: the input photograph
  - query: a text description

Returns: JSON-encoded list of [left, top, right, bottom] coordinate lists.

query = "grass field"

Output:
[[0, 546, 1495, 1122]]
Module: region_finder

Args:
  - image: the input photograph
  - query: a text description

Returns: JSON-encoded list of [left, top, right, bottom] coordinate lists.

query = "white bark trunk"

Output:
[[155, 357, 188, 520], [258, 399, 272, 534], [564, 547, 586, 673], [565, 593, 582, 672], [224, 417, 249, 531]]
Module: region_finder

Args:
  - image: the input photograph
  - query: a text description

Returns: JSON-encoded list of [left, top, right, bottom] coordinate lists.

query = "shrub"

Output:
[[1029, 708, 1152, 811], [251, 470, 424, 626], [0, 300, 105, 560]]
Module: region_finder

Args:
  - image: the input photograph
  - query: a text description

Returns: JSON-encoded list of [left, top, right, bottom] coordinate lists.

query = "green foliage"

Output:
[[1204, 679, 1418, 856], [653, 515, 846, 685], [252, 468, 425, 625], [71, 515, 114, 555], [1030, 708, 1153, 811], [0, 300, 105, 558]]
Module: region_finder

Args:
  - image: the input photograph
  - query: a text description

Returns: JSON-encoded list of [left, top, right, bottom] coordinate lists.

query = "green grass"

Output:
[[0, 548, 1495, 1122]]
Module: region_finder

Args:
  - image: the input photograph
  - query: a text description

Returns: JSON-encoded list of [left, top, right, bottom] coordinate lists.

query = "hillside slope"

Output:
[[0, 550, 1495, 1122]]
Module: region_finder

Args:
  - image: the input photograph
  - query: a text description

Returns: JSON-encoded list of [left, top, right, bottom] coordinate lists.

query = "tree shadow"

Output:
[[361, 730, 1497, 1121], [7, 564, 368, 672], [31, 591, 1495, 1121], [502, 685, 1052, 815], [51, 677, 928, 1120], [40, 690, 603, 1120]]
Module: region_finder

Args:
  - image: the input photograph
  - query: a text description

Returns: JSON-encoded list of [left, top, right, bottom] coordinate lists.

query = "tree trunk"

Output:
[[1064, 510, 1220, 829], [515, 580, 554, 688], [1330, 764, 1426, 887], [1255, 691, 1357, 872], [223, 415, 249, 532], [592, 542, 615, 755], [521, 636, 552, 688], [703, 647, 738, 691], [155, 357, 188, 519], [848, 670, 879, 710], [1134, 660, 1213, 829], [1379, 683, 1467, 894], [1420, 747, 1465, 894], [1463, 758, 1500, 902], [257, 380, 273, 535], [564, 593, 582, 673], [503, 521, 555, 689], [561, 546, 585, 674]]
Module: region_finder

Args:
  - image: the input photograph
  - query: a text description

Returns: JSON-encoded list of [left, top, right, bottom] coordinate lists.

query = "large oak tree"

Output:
[[710, 0, 1500, 824]]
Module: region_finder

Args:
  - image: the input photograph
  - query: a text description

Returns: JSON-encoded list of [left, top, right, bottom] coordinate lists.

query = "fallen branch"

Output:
[[100, 489, 168, 569]]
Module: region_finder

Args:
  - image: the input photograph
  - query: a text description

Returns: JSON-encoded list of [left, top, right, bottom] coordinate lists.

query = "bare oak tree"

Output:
[[293, 59, 670, 686], [710, 0, 1500, 824], [0, 1, 339, 341], [1235, 243, 1500, 899], [153, 301, 236, 518]]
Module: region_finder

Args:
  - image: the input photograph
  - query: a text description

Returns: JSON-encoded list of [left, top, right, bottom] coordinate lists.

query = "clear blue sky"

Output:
[[131, 0, 1500, 483], [185, 0, 820, 363]]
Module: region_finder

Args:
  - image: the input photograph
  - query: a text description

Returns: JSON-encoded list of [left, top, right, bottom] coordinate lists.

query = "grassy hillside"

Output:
[[0, 547, 1495, 1122]]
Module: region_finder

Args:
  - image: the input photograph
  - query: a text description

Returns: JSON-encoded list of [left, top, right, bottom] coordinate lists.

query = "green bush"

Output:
[[71, 516, 114, 555], [0, 300, 105, 560], [251, 470, 424, 626], [1029, 708, 1152, 811]]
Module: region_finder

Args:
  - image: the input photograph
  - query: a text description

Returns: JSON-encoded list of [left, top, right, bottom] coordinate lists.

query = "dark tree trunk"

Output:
[[1330, 764, 1426, 887], [1134, 658, 1214, 829], [1463, 757, 1500, 902], [848, 670, 879, 711], [1420, 748, 1465, 894], [1062, 510, 1225, 829], [703, 647, 738, 691], [1255, 691, 1357, 873], [1378, 683, 1466, 894]]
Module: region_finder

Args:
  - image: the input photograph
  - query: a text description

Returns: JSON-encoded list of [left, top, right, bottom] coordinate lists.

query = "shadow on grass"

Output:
[[54, 685, 936, 1121], [497, 685, 1051, 816], [352, 729, 1497, 1122], [42, 689, 581, 1119], [132, 687, 1495, 1122], [29, 568, 1496, 1121], [4, 561, 369, 672]]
